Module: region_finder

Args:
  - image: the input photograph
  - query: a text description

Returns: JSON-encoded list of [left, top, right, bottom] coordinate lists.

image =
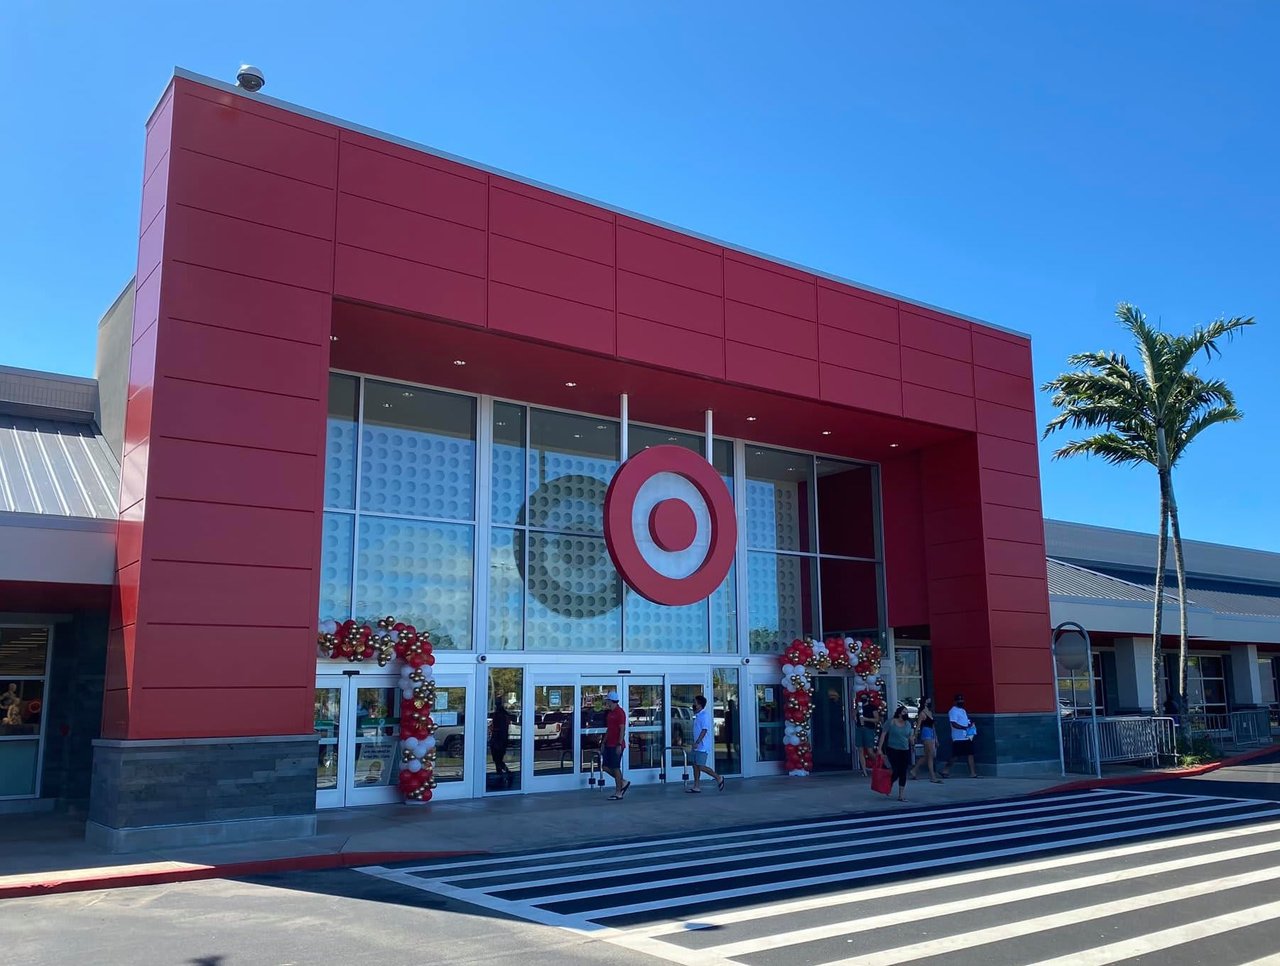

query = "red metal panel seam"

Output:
[[485, 174, 491, 328], [720, 247, 727, 378], [173, 200, 334, 244]]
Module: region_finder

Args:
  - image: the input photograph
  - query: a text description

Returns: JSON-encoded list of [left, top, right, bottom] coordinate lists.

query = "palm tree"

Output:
[[1042, 304, 1253, 723]]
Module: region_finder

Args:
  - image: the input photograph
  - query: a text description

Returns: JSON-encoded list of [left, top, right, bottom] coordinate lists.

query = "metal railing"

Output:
[[1186, 712, 1231, 737], [585, 749, 604, 790], [1229, 708, 1272, 747], [659, 746, 690, 788], [1271, 704, 1280, 735], [1062, 716, 1177, 772]]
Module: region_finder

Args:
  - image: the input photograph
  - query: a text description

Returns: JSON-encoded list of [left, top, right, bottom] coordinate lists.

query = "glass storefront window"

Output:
[[0, 627, 50, 799], [491, 402, 527, 527], [710, 565, 737, 654], [533, 682, 576, 777], [352, 685, 400, 789], [433, 684, 467, 783], [318, 512, 353, 623], [527, 409, 618, 534], [325, 373, 358, 509], [314, 687, 341, 793], [360, 381, 476, 521], [625, 591, 708, 653], [355, 517, 474, 649], [746, 448, 815, 553], [815, 458, 878, 559], [524, 532, 621, 651], [895, 647, 923, 710], [488, 527, 524, 652], [628, 427, 733, 486], [755, 681, 783, 762], [713, 668, 740, 775], [747, 551, 818, 652]]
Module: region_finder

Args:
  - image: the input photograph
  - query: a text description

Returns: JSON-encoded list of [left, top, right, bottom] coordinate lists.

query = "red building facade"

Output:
[[89, 70, 1053, 847]]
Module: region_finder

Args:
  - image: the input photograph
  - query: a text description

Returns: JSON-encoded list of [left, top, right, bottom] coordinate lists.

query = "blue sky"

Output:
[[2, 2, 1276, 552]]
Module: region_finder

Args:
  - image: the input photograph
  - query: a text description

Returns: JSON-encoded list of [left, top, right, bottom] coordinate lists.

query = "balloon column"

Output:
[[778, 636, 884, 777], [317, 616, 438, 803]]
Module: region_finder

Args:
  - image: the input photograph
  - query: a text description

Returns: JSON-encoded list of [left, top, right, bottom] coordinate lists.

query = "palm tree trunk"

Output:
[[1152, 501, 1169, 716], [1168, 480, 1191, 715]]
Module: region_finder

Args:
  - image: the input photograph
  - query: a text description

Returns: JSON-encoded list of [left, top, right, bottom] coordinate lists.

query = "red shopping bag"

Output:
[[870, 755, 893, 796]]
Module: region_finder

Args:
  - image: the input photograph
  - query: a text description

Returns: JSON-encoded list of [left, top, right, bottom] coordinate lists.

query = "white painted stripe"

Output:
[[1232, 955, 1280, 966], [361, 790, 1132, 876], [820, 863, 1280, 966], [451, 793, 1179, 891], [698, 836, 1280, 961], [1024, 897, 1280, 966], [622, 816, 1280, 939], [502, 799, 1257, 906], [569, 806, 1280, 921]]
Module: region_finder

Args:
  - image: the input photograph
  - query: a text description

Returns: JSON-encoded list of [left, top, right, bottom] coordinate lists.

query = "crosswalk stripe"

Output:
[[1022, 897, 1280, 966], [495, 798, 1259, 907], [564, 804, 1280, 921], [622, 815, 1280, 939], [690, 836, 1280, 961], [369, 789, 1128, 876], [461, 793, 1188, 893], [818, 863, 1280, 966]]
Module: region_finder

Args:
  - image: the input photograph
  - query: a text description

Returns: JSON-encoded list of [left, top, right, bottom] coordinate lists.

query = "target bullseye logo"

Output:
[[604, 445, 738, 606]]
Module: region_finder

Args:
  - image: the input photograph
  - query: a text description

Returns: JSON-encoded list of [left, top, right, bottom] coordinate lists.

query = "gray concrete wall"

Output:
[[93, 280, 134, 462], [40, 611, 108, 804], [937, 712, 1060, 777]]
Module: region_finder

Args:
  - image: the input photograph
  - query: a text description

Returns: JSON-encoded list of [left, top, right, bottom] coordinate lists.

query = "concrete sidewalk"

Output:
[[1, 770, 1061, 898]]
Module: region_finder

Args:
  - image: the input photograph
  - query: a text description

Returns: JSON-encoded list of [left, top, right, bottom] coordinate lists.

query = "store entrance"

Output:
[[811, 674, 853, 772]]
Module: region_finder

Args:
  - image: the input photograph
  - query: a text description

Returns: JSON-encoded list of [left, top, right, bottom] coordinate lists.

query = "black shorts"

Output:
[[601, 746, 623, 769], [951, 739, 974, 758]]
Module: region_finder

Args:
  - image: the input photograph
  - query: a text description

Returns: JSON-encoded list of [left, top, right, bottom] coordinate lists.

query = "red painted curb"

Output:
[[0, 849, 481, 901], [1036, 742, 1280, 795]]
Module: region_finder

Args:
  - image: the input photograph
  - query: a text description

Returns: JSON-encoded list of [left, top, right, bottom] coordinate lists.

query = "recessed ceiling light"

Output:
[[453, 360, 466, 366], [329, 335, 339, 342], [667, 436, 678, 441], [821, 430, 832, 436], [889, 443, 900, 448], [565, 381, 577, 388], [401, 391, 415, 398], [496, 421, 506, 427], [596, 424, 607, 430], [572, 433, 582, 439], [382, 402, 393, 409], [746, 416, 757, 422]]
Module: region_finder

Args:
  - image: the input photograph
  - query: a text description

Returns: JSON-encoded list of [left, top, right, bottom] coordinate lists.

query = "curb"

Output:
[[1035, 742, 1280, 795], [0, 850, 481, 901]]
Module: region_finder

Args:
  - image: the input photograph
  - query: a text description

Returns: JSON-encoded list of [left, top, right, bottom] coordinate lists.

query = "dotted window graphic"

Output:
[[354, 517, 474, 650], [325, 418, 357, 509], [710, 565, 738, 653], [488, 527, 524, 652], [490, 442, 526, 527], [524, 532, 621, 651], [527, 459, 615, 533], [625, 589, 709, 653], [360, 427, 475, 521], [318, 512, 354, 622], [747, 551, 811, 653], [746, 479, 803, 552]]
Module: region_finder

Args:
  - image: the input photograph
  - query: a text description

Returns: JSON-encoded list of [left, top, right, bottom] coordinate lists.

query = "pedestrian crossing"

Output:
[[358, 789, 1280, 965]]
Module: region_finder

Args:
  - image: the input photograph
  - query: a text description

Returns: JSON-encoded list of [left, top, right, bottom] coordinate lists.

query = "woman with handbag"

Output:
[[875, 705, 916, 802]]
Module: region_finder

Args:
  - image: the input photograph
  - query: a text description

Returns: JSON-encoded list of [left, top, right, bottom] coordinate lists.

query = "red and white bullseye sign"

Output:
[[603, 445, 737, 606]]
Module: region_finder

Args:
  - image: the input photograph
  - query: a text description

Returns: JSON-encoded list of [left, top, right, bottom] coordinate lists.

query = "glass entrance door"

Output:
[[625, 677, 667, 782], [530, 676, 578, 791], [314, 672, 402, 808], [811, 674, 852, 771], [579, 678, 619, 778], [314, 671, 470, 808]]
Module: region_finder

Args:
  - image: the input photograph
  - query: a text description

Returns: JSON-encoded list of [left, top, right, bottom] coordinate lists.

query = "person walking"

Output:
[[854, 696, 882, 774], [940, 693, 979, 778], [908, 697, 943, 783], [488, 698, 514, 787], [602, 690, 631, 800], [876, 705, 915, 802], [687, 694, 725, 793]]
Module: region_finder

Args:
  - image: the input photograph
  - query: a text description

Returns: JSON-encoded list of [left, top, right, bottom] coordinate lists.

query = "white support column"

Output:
[[1230, 643, 1265, 707], [1113, 637, 1156, 714], [704, 409, 713, 461], [620, 393, 629, 458]]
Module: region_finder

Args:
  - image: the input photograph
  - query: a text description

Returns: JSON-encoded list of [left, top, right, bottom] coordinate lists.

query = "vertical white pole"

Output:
[[704, 409, 713, 460], [620, 393, 629, 459]]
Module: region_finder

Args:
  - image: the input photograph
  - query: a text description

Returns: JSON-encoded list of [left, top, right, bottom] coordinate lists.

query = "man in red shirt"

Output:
[[602, 691, 630, 800]]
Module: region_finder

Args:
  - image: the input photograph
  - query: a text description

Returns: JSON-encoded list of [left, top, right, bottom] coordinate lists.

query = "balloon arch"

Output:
[[317, 616, 438, 803], [777, 636, 885, 776]]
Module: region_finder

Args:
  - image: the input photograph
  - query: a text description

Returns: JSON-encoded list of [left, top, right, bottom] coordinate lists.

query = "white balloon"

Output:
[[400, 666, 413, 678], [403, 737, 420, 753], [391, 630, 402, 642], [424, 736, 437, 751], [407, 758, 422, 773], [320, 619, 338, 634]]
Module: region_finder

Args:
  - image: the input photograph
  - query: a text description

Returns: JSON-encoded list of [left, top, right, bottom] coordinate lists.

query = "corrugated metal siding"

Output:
[[1047, 558, 1166, 603], [0, 415, 119, 519]]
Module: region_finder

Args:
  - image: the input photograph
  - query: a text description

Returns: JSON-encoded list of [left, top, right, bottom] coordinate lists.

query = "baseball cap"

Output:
[[606, 691, 621, 702]]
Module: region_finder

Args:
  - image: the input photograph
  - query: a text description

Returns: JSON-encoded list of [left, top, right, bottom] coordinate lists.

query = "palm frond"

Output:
[[1171, 406, 1244, 463], [1050, 433, 1152, 467]]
